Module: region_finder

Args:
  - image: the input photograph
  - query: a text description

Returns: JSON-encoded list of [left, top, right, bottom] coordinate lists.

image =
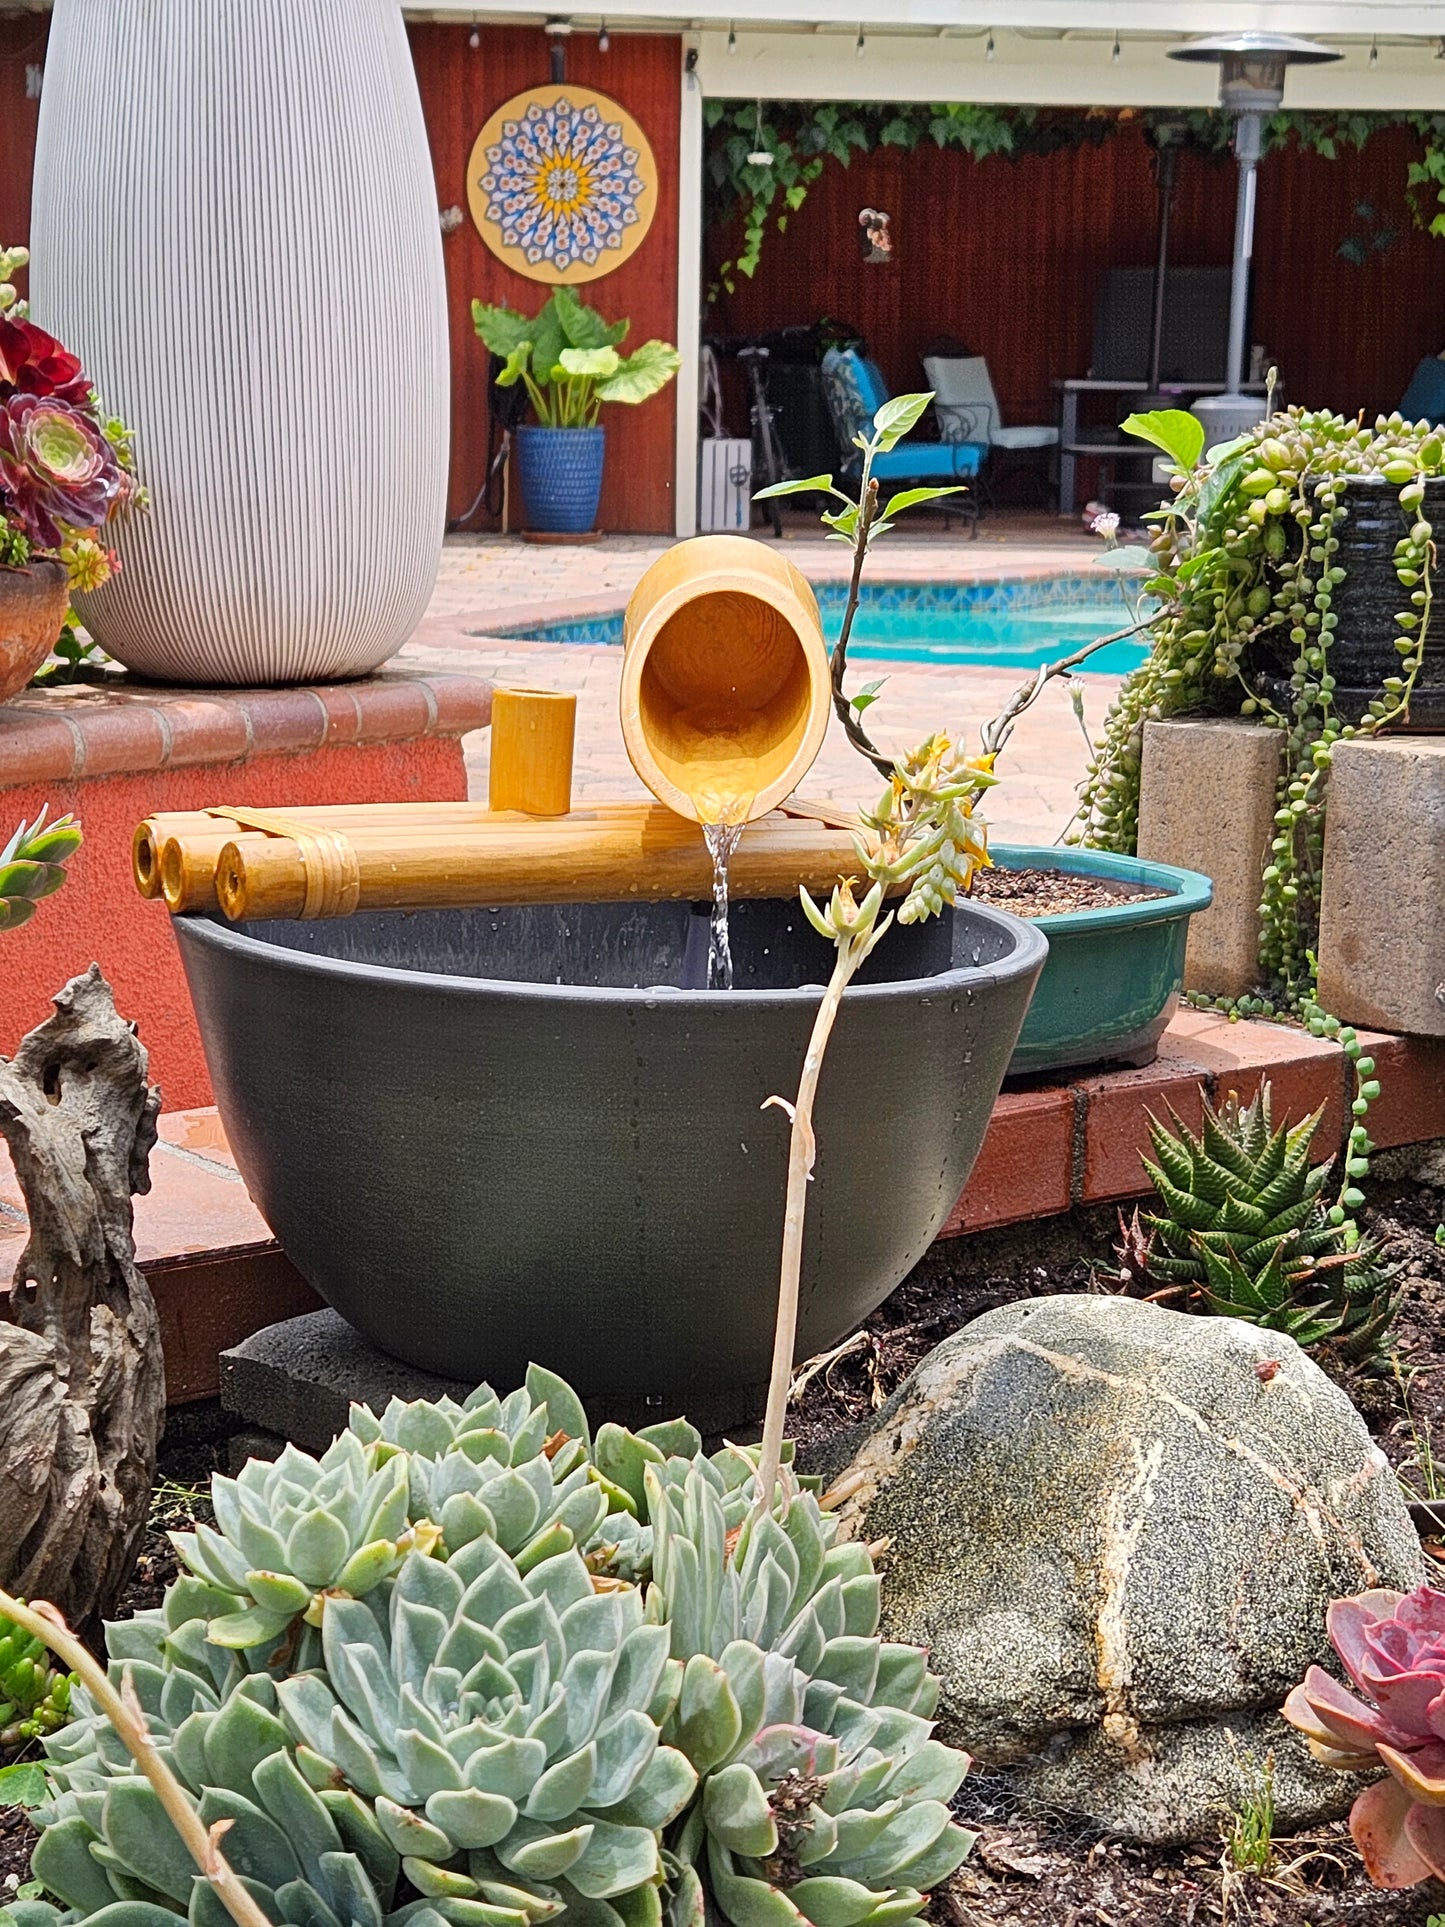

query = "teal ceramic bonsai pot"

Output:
[[990, 845, 1213, 1078]]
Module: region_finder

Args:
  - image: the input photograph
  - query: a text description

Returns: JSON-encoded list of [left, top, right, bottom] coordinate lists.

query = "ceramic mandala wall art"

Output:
[[467, 84, 659, 284]]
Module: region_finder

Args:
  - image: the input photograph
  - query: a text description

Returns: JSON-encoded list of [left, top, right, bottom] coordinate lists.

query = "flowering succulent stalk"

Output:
[[1283, 1585, 1445, 1889]]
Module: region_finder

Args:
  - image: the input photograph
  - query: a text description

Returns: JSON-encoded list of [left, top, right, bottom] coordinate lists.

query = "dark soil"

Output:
[[4, 1182, 1444, 1922], [971, 866, 1171, 919]]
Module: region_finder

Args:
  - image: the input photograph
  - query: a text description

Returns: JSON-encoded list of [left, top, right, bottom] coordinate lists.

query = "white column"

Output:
[[673, 32, 704, 539]]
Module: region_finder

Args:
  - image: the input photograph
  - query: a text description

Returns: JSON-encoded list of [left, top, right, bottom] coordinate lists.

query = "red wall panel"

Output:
[[711, 124, 1445, 431], [0, 11, 47, 275], [408, 23, 682, 533]]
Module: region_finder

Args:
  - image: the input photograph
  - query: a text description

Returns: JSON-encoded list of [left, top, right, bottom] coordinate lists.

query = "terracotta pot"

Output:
[[0, 559, 70, 704]]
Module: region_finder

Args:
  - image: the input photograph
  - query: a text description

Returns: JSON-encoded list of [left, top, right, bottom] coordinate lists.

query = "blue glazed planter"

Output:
[[991, 845, 1213, 1078], [516, 425, 606, 534]]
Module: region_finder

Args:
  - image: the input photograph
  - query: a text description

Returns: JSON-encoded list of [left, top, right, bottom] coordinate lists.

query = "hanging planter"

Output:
[[28, 0, 449, 686], [1248, 474, 1445, 728]]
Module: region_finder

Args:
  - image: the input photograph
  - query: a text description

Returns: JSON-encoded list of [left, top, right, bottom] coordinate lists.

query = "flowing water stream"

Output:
[[703, 822, 743, 991]]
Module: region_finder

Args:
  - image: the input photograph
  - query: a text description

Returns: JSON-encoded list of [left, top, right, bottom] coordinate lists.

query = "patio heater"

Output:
[[1168, 32, 1341, 442]]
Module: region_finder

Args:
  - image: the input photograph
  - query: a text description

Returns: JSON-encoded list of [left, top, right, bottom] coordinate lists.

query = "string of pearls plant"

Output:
[[1070, 403, 1438, 1258]]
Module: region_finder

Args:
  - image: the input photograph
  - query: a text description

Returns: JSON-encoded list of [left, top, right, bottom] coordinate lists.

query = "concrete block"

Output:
[[221, 1308, 768, 1453], [1137, 717, 1284, 997], [221, 1308, 472, 1453], [1318, 737, 1445, 1036]]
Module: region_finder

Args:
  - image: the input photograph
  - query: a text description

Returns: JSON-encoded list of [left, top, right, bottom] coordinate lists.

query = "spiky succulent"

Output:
[[277, 1541, 695, 1918], [0, 808, 82, 933], [0, 1607, 73, 1752], [169, 1429, 421, 1653], [1130, 1082, 1401, 1357], [32, 1600, 426, 1927], [647, 1466, 973, 1927], [26, 1370, 970, 1927]]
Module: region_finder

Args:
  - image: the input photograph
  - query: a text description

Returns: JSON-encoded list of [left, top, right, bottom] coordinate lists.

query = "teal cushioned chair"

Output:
[[1400, 354, 1445, 428], [821, 347, 985, 532]]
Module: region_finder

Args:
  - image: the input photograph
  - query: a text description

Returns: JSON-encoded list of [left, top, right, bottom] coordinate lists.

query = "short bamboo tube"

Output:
[[212, 803, 868, 922], [488, 688, 576, 816], [619, 535, 831, 827]]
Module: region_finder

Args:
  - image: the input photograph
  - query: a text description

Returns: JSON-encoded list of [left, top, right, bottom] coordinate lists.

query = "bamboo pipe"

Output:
[[214, 807, 869, 923], [488, 688, 576, 816], [139, 803, 676, 912], [619, 536, 831, 827]]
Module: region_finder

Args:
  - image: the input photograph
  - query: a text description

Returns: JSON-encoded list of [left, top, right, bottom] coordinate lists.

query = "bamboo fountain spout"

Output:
[[618, 536, 831, 826]]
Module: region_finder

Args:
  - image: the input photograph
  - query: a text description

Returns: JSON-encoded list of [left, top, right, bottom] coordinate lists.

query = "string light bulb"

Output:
[[727, 21, 737, 53], [1111, 30, 1121, 63], [468, 12, 480, 48], [855, 25, 865, 56], [1437, 34, 1445, 57], [1368, 36, 1379, 66], [598, 17, 609, 51], [985, 28, 995, 59]]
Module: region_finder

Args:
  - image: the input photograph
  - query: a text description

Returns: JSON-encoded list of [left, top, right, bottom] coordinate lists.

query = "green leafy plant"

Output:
[[471, 288, 679, 429], [0, 808, 82, 932], [0, 1365, 972, 1927], [1072, 405, 1438, 1017], [1120, 1080, 1400, 1357], [1224, 1752, 1276, 1876], [0, 1608, 72, 1754]]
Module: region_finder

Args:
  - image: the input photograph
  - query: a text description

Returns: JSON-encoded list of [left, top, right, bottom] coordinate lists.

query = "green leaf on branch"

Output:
[[871, 392, 932, 451], [850, 679, 886, 713], [1120, 409, 1205, 473], [1092, 545, 1153, 574], [754, 475, 839, 500], [494, 343, 532, 388], [879, 485, 965, 515], [558, 347, 622, 379], [821, 503, 860, 539], [470, 301, 532, 356]]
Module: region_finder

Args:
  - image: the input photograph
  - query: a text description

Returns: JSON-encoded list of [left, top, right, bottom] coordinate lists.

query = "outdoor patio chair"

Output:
[[922, 354, 1059, 507], [820, 346, 985, 535], [1401, 353, 1445, 428]]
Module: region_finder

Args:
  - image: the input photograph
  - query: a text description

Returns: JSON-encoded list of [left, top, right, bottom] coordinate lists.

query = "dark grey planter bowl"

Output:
[[173, 897, 1045, 1414]]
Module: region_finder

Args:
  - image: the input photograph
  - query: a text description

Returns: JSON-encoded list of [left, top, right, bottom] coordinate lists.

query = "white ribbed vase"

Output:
[[29, 0, 449, 685]]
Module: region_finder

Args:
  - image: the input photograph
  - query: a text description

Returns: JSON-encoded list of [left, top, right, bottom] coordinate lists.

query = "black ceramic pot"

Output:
[[1248, 475, 1445, 729], [174, 897, 1045, 1417]]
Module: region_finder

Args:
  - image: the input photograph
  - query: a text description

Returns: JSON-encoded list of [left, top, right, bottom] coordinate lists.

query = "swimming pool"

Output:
[[487, 573, 1151, 674]]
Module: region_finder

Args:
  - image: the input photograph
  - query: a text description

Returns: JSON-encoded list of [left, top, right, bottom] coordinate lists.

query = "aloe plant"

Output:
[[0, 808, 81, 932]]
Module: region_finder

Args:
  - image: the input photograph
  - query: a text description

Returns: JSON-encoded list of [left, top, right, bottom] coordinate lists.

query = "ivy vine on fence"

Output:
[[703, 101, 1445, 297]]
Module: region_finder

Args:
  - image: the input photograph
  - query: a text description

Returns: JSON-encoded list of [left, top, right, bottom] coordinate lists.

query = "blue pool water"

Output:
[[488, 573, 1150, 675]]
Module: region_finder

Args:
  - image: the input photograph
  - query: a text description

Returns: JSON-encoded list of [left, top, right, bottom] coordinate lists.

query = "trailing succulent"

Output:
[[1115, 1081, 1400, 1357], [1071, 406, 1438, 1016], [20, 1370, 972, 1927], [0, 1607, 73, 1753]]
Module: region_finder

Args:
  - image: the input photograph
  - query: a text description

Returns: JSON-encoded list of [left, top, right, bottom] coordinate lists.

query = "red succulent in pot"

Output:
[[0, 315, 90, 408], [1283, 1585, 1445, 1889], [0, 395, 125, 551]]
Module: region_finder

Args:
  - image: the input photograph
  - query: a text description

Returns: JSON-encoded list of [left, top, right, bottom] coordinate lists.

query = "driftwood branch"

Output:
[[0, 966, 163, 1629]]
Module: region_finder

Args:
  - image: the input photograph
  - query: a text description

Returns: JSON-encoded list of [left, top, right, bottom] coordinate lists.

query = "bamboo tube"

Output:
[[619, 536, 830, 828], [215, 805, 868, 923], [488, 688, 576, 816]]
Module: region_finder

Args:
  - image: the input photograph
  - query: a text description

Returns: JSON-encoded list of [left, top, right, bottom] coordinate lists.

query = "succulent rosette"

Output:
[[1283, 1585, 1445, 1888], [0, 393, 126, 550]]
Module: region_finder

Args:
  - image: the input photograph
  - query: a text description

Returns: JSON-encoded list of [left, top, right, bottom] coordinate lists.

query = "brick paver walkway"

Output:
[[400, 517, 1120, 846]]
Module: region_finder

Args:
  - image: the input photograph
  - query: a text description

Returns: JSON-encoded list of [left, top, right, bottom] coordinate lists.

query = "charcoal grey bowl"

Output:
[[174, 898, 1045, 1415]]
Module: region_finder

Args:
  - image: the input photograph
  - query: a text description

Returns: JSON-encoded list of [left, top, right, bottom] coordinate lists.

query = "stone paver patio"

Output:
[[400, 516, 1121, 845]]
